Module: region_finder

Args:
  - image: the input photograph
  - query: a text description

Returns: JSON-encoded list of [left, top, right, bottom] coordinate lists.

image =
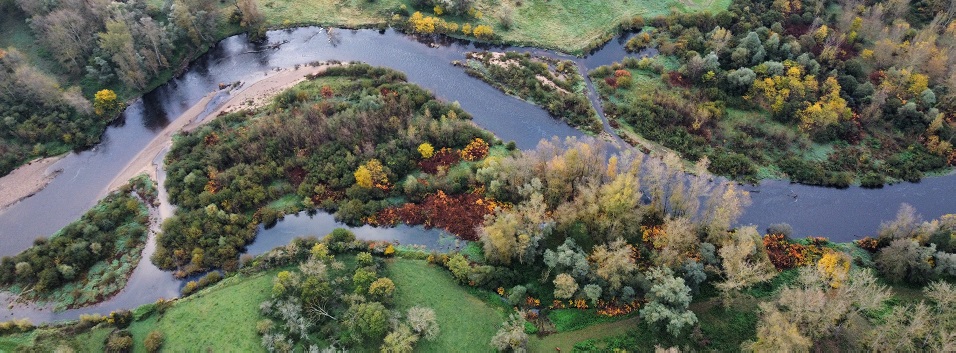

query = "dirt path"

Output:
[[529, 316, 640, 351], [0, 155, 66, 211], [104, 63, 338, 193]]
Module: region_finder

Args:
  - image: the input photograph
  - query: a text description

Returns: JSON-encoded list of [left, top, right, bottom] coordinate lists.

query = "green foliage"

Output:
[[390, 259, 503, 352], [548, 309, 625, 332], [347, 301, 391, 343], [639, 267, 697, 336], [0, 179, 150, 309], [155, 65, 491, 275], [463, 51, 601, 134]]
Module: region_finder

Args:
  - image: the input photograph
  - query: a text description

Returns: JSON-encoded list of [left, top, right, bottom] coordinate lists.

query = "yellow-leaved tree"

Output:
[[418, 143, 435, 159], [816, 250, 851, 288], [354, 159, 389, 188], [94, 89, 119, 117]]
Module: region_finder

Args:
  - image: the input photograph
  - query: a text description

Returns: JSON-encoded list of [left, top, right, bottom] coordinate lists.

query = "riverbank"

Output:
[[104, 63, 339, 194], [0, 176, 155, 313], [0, 156, 65, 211]]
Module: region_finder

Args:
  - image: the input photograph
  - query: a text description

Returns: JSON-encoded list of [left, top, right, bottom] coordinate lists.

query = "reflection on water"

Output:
[[0, 26, 954, 323], [248, 211, 465, 256]]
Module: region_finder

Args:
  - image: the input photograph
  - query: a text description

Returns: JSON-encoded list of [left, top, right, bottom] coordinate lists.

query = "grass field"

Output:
[[256, 0, 730, 53], [530, 316, 640, 351], [124, 270, 277, 352], [389, 259, 505, 352]]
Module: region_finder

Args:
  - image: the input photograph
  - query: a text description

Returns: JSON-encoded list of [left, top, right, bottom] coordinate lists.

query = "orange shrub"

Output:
[[460, 138, 489, 161]]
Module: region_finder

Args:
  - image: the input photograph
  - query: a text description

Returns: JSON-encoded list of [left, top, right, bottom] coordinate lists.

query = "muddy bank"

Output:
[[0, 156, 65, 211]]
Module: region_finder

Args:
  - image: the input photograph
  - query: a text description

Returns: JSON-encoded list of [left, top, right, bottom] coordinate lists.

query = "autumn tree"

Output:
[[382, 324, 418, 353], [171, 0, 219, 48], [754, 267, 891, 347], [473, 25, 494, 40], [235, 0, 267, 41], [655, 216, 702, 268], [354, 159, 389, 188], [490, 311, 528, 352], [868, 281, 956, 351], [742, 303, 812, 352], [816, 250, 850, 288], [99, 19, 147, 89], [418, 142, 435, 159], [715, 226, 775, 298], [553, 273, 578, 299], [589, 238, 637, 291], [702, 183, 751, 244], [94, 89, 120, 117], [875, 239, 935, 284], [406, 306, 440, 341], [480, 187, 550, 265]]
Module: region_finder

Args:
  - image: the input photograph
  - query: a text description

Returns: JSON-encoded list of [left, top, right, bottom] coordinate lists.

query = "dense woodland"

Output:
[[0, 0, 265, 176], [152, 66, 956, 351], [592, 0, 956, 185], [250, 233, 441, 351], [0, 176, 154, 309], [155, 65, 493, 275], [3, 0, 956, 350], [459, 51, 601, 134], [2, 63, 956, 351]]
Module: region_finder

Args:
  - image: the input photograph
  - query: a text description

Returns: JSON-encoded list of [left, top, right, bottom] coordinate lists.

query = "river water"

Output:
[[0, 27, 954, 322]]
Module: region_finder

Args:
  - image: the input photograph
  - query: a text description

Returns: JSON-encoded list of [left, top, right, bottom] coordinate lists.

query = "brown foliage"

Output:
[[372, 190, 501, 240], [418, 148, 461, 174]]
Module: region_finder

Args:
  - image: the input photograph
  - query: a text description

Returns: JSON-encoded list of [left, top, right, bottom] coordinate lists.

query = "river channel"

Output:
[[0, 27, 953, 322]]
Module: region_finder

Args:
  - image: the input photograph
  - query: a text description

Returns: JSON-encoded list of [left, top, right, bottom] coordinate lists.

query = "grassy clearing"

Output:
[[478, 0, 730, 53], [256, 0, 729, 53], [389, 259, 505, 352], [530, 316, 640, 351], [125, 270, 276, 352], [547, 309, 633, 332]]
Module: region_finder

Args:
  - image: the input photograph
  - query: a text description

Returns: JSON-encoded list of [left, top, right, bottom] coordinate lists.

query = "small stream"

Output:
[[0, 27, 954, 323]]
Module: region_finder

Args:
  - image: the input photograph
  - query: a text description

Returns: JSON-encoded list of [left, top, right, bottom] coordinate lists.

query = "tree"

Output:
[[553, 273, 578, 299], [875, 239, 935, 284], [543, 239, 590, 280], [715, 226, 775, 296], [382, 324, 419, 353], [480, 190, 549, 265], [347, 302, 390, 342], [418, 143, 435, 159], [236, 0, 267, 41], [171, 0, 219, 48], [94, 89, 119, 117], [355, 159, 388, 188], [656, 216, 701, 268], [406, 306, 440, 341], [353, 268, 377, 294], [878, 204, 921, 242], [743, 303, 812, 352], [490, 311, 528, 352], [99, 19, 146, 89], [447, 253, 471, 283], [583, 284, 602, 305], [816, 251, 850, 288], [144, 330, 164, 353], [702, 184, 750, 243], [589, 238, 637, 291], [473, 25, 494, 40], [369, 277, 396, 302], [639, 267, 698, 337]]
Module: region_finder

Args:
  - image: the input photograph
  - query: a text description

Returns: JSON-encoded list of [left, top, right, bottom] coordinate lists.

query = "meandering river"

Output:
[[0, 27, 954, 323]]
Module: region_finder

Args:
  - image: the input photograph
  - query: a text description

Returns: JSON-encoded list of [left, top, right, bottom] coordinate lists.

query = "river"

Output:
[[0, 27, 953, 322]]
